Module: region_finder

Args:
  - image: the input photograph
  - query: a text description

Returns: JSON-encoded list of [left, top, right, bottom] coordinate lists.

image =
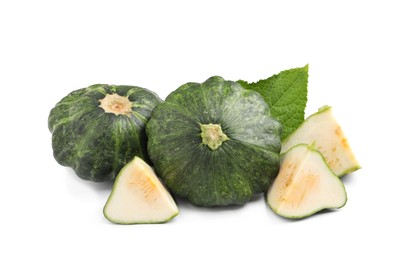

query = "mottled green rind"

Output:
[[238, 65, 309, 140], [146, 76, 282, 207], [48, 84, 162, 182]]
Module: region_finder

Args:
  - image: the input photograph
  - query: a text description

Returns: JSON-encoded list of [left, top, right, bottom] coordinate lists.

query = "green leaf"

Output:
[[238, 65, 309, 140]]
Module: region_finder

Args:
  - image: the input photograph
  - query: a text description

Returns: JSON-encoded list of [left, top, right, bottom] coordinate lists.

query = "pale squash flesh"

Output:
[[282, 106, 360, 176], [103, 157, 179, 224], [267, 144, 347, 219]]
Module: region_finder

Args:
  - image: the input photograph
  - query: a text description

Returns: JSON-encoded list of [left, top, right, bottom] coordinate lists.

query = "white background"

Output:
[[1, 0, 416, 259]]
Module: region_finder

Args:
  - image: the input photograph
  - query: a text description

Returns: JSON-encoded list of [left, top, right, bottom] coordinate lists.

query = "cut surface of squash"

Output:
[[267, 144, 347, 219], [282, 106, 360, 176], [103, 157, 179, 224]]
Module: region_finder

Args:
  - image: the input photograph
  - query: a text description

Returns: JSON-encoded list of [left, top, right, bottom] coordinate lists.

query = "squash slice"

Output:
[[267, 144, 347, 219], [282, 106, 360, 177], [103, 157, 179, 224]]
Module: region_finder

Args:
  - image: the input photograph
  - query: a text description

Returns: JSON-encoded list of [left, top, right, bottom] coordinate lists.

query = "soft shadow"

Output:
[[64, 167, 114, 195], [175, 194, 265, 213], [340, 172, 357, 185], [266, 206, 341, 223]]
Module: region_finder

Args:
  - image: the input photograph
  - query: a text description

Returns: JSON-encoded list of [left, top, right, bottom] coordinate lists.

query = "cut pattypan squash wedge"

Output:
[[103, 157, 179, 224]]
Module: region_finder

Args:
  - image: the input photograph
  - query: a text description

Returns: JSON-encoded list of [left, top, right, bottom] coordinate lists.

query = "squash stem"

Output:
[[200, 123, 229, 150]]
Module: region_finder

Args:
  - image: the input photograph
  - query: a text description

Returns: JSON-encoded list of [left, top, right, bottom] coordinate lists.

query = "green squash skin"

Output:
[[48, 84, 162, 182], [146, 76, 282, 207]]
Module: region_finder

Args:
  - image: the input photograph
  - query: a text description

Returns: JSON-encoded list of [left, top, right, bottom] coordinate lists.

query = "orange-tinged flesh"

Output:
[[282, 106, 360, 176], [103, 157, 179, 224], [267, 144, 347, 219], [127, 170, 157, 199]]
